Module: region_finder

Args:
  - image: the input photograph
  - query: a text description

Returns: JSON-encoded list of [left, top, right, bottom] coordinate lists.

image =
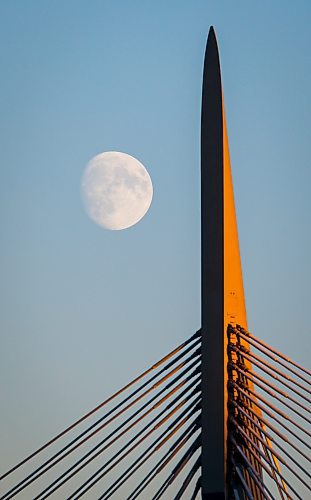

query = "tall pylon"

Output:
[[201, 27, 258, 498]]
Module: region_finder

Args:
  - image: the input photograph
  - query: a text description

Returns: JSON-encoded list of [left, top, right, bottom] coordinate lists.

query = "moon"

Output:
[[81, 151, 153, 230]]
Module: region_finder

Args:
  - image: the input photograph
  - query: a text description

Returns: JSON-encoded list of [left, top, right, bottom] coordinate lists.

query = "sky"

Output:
[[0, 0, 310, 488]]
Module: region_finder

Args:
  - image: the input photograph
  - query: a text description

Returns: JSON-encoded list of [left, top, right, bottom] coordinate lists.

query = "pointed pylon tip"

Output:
[[205, 26, 219, 59], [208, 26, 217, 42]]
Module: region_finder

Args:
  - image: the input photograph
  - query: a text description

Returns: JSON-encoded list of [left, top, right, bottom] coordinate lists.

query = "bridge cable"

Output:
[[32, 363, 201, 500], [65, 393, 202, 499], [173, 455, 201, 500], [230, 380, 311, 440], [0, 329, 201, 481], [2, 350, 201, 499], [230, 361, 310, 414], [230, 362, 311, 424], [230, 436, 278, 500], [127, 415, 201, 500], [232, 326, 310, 385], [230, 399, 310, 479], [230, 416, 310, 490], [230, 435, 292, 499], [229, 344, 311, 402], [235, 325, 311, 377], [230, 381, 311, 449], [231, 418, 302, 499], [98, 411, 201, 500], [150, 435, 201, 500]]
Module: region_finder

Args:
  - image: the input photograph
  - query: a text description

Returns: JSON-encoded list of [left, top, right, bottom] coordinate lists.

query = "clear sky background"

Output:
[[0, 0, 310, 483]]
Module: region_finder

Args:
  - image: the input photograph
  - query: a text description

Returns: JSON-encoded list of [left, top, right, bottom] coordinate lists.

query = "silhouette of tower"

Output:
[[201, 27, 261, 498]]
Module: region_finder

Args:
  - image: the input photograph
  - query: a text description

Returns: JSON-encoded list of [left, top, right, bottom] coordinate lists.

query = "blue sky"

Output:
[[0, 0, 310, 480]]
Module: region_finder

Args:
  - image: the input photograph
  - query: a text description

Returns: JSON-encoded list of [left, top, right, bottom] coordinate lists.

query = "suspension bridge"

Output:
[[1, 27, 310, 500]]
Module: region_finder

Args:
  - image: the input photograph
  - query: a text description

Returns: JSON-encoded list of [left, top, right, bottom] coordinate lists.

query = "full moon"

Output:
[[81, 151, 153, 230]]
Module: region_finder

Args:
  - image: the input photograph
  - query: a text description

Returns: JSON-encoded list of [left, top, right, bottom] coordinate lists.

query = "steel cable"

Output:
[[230, 438, 278, 500], [3, 353, 201, 500], [230, 362, 311, 424], [173, 455, 201, 500], [230, 435, 291, 499], [34, 365, 201, 500], [231, 458, 254, 500], [127, 416, 201, 500], [231, 416, 310, 491], [230, 380, 311, 440], [230, 381, 311, 452], [230, 399, 311, 479], [235, 325, 311, 377], [232, 395, 310, 461], [231, 326, 310, 385], [66, 395, 202, 499], [98, 413, 201, 500], [232, 419, 302, 499], [229, 344, 311, 402], [0, 330, 201, 481], [151, 436, 201, 500], [189, 476, 202, 500], [230, 361, 310, 415]]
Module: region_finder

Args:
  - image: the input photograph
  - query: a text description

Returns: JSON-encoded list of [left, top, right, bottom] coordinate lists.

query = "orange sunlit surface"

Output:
[[223, 109, 247, 331], [223, 103, 267, 500]]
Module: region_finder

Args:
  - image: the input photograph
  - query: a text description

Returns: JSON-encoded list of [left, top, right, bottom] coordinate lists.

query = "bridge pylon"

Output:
[[201, 26, 262, 499]]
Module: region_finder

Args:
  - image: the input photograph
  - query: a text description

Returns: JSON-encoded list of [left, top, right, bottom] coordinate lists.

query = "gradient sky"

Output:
[[1, 0, 310, 481]]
